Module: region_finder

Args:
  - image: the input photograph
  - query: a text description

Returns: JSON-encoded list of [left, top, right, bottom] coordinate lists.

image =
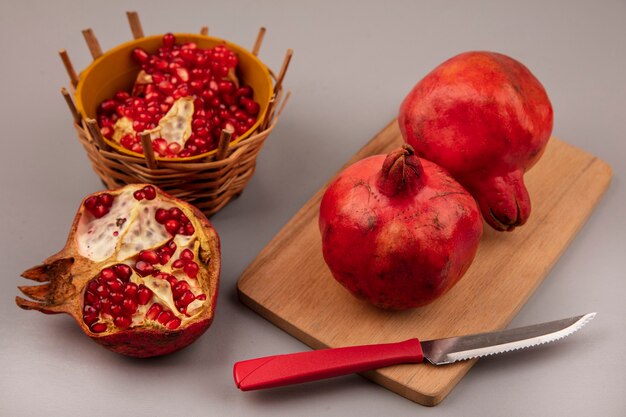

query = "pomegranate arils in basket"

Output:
[[97, 32, 261, 159], [16, 184, 220, 357]]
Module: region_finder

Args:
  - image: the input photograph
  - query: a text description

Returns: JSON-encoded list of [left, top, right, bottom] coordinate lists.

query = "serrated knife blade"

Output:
[[420, 312, 596, 364], [233, 313, 596, 391]]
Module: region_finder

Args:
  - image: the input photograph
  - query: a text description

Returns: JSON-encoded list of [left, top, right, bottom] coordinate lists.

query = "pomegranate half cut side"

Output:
[[16, 184, 220, 357]]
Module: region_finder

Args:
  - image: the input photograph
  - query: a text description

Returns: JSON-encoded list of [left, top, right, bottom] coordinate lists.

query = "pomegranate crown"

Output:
[[377, 144, 424, 197]]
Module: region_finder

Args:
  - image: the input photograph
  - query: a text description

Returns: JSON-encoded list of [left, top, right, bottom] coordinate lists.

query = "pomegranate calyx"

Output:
[[377, 145, 424, 197], [472, 169, 531, 231], [16, 258, 77, 314]]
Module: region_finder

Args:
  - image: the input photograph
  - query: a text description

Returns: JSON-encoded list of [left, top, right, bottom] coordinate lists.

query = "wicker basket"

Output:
[[60, 12, 291, 216]]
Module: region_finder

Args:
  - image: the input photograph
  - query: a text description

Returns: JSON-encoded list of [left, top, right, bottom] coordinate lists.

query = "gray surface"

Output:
[[1, 0, 624, 415]]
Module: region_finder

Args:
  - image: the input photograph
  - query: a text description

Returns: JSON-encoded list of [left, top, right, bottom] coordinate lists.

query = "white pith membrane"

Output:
[[77, 187, 208, 332], [111, 97, 194, 149]]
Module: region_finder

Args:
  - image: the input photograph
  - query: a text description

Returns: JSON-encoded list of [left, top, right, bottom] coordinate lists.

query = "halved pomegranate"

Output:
[[16, 184, 220, 357]]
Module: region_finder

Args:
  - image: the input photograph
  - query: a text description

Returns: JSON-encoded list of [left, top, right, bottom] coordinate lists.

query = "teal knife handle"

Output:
[[233, 338, 424, 391]]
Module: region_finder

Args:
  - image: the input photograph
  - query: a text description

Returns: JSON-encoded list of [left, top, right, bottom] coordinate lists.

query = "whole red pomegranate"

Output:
[[16, 184, 220, 357], [319, 145, 483, 310], [399, 51, 553, 231]]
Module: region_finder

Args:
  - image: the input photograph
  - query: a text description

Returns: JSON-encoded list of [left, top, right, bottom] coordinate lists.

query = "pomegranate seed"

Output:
[[114, 316, 132, 329], [133, 190, 145, 200], [85, 291, 98, 305], [172, 280, 190, 296], [84, 196, 98, 210], [163, 33, 176, 48], [166, 318, 182, 330], [90, 322, 107, 333], [241, 97, 260, 115], [173, 86, 190, 99], [159, 252, 171, 264], [137, 285, 153, 305], [167, 142, 181, 155], [111, 305, 123, 318], [114, 91, 130, 102], [181, 48, 195, 62], [166, 275, 178, 287], [190, 79, 204, 92], [183, 262, 199, 279], [236, 86, 252, 98], [158, 80, 175, 94], [146, 303, 162, 320], [195, 126, 209, 138], [138, 249, 159, 264], [169, 208, 183, 219], [178, 291, 195, 308], [110, 292, 124, 304], [165, 219, 180, 235], [134, 261, 154, 277], [124, 283, 138, 300], [99, 193, 114, 207], [131, 143, 144, 154], [108, 280, 123, 293], [180, 249, 194, 261], [122, 299, 138, 315], [100, 268, 116, 282], [95, 284, 109, 297], [155, 208, 170, 224], [172, 259, 185, 269], [157, 311, 173, 325], [100, 298, 112, 314], [132, 48, 150, 63], [184, 223, 195, 235], [113, 264, 132, 281], [83, 305, 97, 316], [142, 186, 157, 200], [196, 294, 207, 301], [152, 72, 165, 84], [193, 138, 207, 149], [91, 204, 108, 219], [120, 134, 135, 149], [100, 99, 117, 113], [83, 314, 99, 326], [168, 241, 177, 253]]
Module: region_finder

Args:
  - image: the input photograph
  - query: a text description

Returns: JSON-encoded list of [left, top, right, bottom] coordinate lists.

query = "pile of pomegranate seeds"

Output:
[[97, 33, 261, 159], [83, 264, 155, 332], [154, 206, 195, 236]]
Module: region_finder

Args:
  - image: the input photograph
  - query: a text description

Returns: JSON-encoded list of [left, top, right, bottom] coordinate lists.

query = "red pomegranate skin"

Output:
[[399, 51, 553, 231], [95, 317, 214, 357], [319, 146, 483, 310]]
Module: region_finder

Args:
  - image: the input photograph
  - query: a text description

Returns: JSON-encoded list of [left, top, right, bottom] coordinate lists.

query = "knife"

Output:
[[233, 312, 595, 391]]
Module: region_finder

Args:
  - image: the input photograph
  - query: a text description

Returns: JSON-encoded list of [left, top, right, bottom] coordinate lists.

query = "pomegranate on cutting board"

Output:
[[399, 51, 553, 231], [319, 145, 483, 310], [16, 184, 220, 357]]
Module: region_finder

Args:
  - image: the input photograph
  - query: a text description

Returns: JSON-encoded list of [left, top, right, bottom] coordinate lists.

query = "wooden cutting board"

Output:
[[237, 120, 612, 406]]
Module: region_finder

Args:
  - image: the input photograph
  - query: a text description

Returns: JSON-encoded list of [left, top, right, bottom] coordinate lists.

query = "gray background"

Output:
[[1, 0, 624, 415]]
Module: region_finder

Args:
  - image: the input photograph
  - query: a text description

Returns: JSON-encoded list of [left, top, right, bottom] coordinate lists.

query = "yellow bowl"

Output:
[[75, 33, 274, 161]]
